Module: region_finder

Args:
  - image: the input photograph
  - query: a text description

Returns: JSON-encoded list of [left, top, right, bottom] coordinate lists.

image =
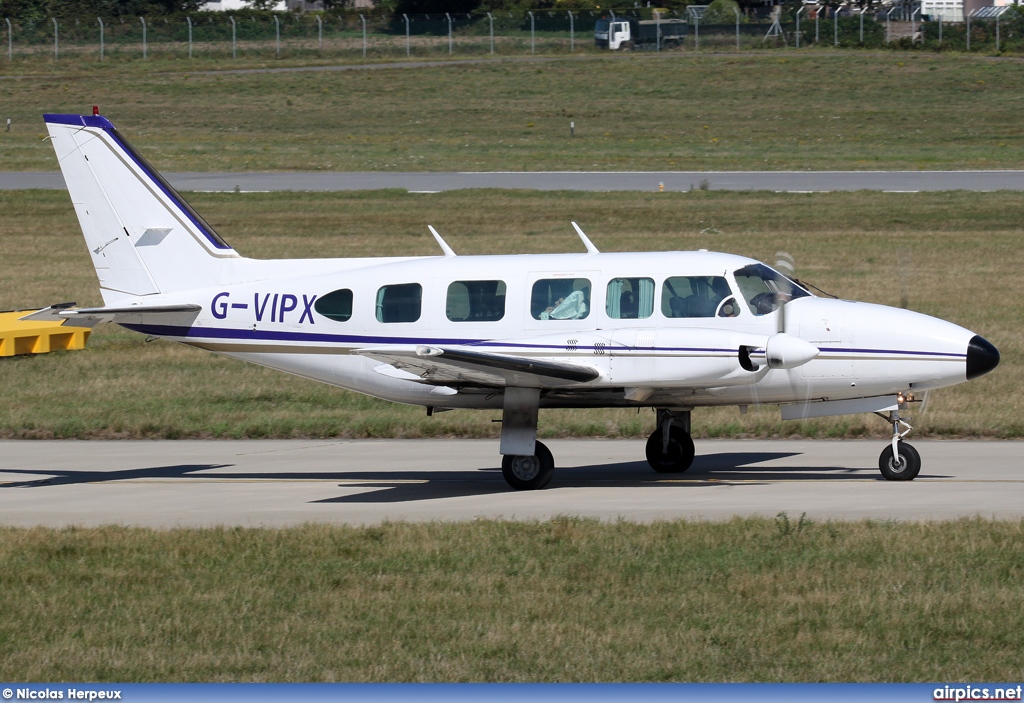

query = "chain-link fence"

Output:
[[1, 9, 1021, 63]]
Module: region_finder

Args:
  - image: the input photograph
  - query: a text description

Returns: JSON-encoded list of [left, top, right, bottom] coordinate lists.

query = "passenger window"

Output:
[[662, 276, 734, 318], [531, 278, 591, 320], [446, 280, 506, 322], [606, 278, 654, 319], [376, 283, 422, 323], [313, 289, 353, 322]]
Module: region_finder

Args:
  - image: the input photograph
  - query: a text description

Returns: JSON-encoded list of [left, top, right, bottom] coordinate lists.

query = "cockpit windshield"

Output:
[[733, 263, 811, 316]]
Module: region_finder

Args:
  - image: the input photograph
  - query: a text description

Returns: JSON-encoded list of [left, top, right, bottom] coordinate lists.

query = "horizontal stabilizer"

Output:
[[355, 345, 600, 388], [22, 303, 201, 328]]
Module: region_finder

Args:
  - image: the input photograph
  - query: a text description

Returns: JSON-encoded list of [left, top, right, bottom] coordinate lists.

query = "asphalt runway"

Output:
[[5, 170, 1024, 192], [0, 439, 1020, 527]]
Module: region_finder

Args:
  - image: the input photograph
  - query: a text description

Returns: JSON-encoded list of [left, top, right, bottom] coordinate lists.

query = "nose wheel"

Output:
[[646, 409, 695, 473], [879, 441, 921, 481], [876, 407, 921, 481]]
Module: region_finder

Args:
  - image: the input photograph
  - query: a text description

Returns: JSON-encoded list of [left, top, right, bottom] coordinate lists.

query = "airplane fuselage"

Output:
[[117, 249, 978, 412]]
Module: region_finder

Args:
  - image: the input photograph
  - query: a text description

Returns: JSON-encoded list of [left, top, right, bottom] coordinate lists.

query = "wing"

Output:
[[355, 345, 600, 389]]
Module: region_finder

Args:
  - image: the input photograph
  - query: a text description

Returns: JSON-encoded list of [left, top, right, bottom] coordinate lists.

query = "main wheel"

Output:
[[501, 440, 555, 490], [646, 427, 695, 473], [878, 441, 921, 481]]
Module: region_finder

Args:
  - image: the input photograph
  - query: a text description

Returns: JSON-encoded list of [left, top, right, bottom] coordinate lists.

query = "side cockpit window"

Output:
[[314, 289, 353, 322], [733, 263, 810, 316], [662, 276, 734, 318], [531, 278, 591, 320], [447, 280, 506, 322], [376, 283, 422, 323]]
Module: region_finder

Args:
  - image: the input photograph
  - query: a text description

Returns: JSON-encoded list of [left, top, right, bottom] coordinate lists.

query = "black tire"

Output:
[[646, 427, 695, 473], [501, 440, 555, 490], [878, 441, 921, 481]]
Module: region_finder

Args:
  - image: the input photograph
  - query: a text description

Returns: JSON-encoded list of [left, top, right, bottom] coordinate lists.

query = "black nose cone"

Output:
[[966, 335, 1000, 380]]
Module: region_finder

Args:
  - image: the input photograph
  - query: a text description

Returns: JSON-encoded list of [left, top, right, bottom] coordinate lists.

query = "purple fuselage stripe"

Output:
[[120, 324, 965, 358]]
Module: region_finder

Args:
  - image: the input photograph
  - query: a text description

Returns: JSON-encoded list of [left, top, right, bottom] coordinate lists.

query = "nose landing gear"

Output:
[[876, 407, 920, 481], [646, 409, 695, 473]]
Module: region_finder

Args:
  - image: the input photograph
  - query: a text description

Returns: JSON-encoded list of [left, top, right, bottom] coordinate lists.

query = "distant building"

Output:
[[200, 0, 287, 10], [201, 0, 376, 9], [921, 0, 963, 21]]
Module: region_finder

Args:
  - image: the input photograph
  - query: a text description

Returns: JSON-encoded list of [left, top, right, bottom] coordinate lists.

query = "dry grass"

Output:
[[0, 189, 1018, 440], [0, 518, 1021, 682], [3, 52, 1024, 171]]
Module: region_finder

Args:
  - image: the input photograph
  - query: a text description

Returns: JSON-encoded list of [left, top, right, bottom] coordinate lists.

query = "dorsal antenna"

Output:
[[427, 225, 456, 257], [571, 222, 600, 254]]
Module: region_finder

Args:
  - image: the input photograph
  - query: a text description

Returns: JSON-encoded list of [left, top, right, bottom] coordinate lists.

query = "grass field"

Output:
[[3, 52, 1024, 171], [0, 188, 1018, 440], [0, 518, 1021, 682]]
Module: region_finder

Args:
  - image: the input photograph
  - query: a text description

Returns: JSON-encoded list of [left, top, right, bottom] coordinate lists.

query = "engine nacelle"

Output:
[[745, 334, 819, 370]]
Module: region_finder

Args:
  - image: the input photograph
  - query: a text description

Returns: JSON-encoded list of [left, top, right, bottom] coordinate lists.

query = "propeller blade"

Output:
[[774, 251, 796, 335]]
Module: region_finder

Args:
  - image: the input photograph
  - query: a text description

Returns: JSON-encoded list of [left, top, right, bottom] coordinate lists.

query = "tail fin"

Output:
[[44, 113, 238, 303]]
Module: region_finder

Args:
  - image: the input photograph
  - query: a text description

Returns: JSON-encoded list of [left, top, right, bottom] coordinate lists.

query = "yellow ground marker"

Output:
[[0, 310, 91, 358]]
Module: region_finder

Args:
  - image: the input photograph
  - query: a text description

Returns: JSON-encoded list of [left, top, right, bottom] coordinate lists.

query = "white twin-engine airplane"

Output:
[[30, 111, 1000, 490]]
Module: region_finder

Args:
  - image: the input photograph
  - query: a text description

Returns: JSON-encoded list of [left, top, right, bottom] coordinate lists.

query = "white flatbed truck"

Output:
[[594, 17, 688, 50]]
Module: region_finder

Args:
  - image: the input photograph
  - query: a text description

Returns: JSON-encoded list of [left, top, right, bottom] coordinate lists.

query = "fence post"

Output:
[[360, 14, 366, 58], [5, 17, 11, 61], [796, 6, 804, 47], [734, 7, 740, 49], [230, 15, 236, 58], [996, 13, 1000, 50], [886, 6, 896, 43], [141, 16, 147, 59], [445, 12, 452, 54], [834, 6, 839, 46], [568, 11, 574, 52], [187, 16, 193, 58], [52, 18, 57, 61], [859, 7, 865, 43], [815, 11, 819, 43], [274, 15, 280, 57], [528, 11, 535, 54], [315, 14, 322, 54], [694, 14, 699, 50], [966, 10, 970, 50], [938, 14, 942, 44], [403, 14, 410, 56], [98, 18, 104, 61], [487, 12, 494, 54], [911, 6, 919, 44]]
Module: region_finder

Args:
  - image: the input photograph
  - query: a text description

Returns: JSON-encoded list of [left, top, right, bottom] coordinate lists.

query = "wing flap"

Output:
[[355, 345, 600, 388]]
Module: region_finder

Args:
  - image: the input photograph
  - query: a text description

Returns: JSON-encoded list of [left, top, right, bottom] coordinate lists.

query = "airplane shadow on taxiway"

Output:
[[1, 452, 933, 503], [314, 451, 891, 504]]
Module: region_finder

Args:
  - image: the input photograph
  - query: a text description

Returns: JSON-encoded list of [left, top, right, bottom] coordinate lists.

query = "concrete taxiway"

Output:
[[5, 170, 1024, 193], [0, 439, 1020, 527]]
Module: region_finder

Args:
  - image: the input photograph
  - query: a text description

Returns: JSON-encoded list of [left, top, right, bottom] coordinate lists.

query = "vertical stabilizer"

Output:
[[44, 113, 239, 303]]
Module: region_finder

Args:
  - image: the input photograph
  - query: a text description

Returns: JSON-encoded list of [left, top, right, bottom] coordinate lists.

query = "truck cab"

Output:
[[595, 19, 632, 50]]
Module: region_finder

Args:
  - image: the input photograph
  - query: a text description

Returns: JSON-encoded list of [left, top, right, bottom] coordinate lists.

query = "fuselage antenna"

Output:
[[427, 225, 457, 257], [572, 222, 600, 254]]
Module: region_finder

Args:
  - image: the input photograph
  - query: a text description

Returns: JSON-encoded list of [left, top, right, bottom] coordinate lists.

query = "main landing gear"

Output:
[[498, 387, 555, 490], [876, 405, 921, 481], [497, 392, 699, 490], [645, 409, 695, 473]]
